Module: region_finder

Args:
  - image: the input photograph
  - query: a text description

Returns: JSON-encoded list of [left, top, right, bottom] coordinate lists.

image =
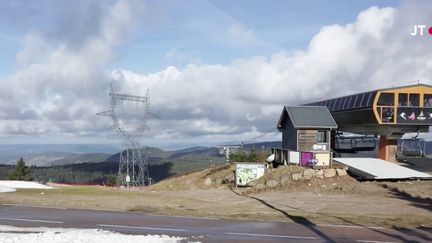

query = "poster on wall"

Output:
[[235, 163, 266, 186]]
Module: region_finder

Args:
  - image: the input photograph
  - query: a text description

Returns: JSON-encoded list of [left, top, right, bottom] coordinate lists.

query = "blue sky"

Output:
[[3, 0, 432, 148], [1, 0, 399, 76]]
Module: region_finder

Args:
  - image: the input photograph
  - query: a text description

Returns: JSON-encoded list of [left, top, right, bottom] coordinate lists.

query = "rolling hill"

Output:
[[0, 141, 279, 184]]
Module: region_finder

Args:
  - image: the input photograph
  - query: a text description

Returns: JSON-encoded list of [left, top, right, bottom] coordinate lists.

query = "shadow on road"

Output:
[[229, 185, 432, 242], [229, 186, 337, 242]]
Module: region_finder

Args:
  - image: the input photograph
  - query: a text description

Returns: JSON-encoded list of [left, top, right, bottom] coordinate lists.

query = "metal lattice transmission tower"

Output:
[[97, 85, 152, 187]]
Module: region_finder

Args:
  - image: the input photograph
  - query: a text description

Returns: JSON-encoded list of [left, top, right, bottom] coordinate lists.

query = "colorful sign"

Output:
[[397, 108, 432, 124], [235, 163, 266, 186]]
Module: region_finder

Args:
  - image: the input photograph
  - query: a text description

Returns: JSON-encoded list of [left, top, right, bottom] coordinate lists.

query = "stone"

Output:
[[292, 173, 302, 181], [224, 173, 235, 184], [214, 178, 222, 186], [266, 180, 278, 188], [324, 168, 336, 178], [336, 169, 347, 176], [246, 181, 256, 187], [315, 169, 324, 179], [255, 183, 265, 190], [203, 177, 212, 186], [303, 169, 315, 180], [280, 174, 291, 186]]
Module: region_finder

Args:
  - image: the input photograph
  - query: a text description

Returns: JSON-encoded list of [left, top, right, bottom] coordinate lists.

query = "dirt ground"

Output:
[[0, 165, 431, 228]]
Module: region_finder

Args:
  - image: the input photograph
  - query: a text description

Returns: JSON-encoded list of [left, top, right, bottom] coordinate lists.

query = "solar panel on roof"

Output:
[[284, 106, 338, 129]]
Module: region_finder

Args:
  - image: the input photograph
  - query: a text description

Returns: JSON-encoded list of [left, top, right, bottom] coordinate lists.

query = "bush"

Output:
[[105, 174, 118, 186], [230, 150, 270, 163]]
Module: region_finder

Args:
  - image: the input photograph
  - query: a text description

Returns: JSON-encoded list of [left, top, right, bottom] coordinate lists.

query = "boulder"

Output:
[[292, 173, 302, 181], [280, 174, 291, 186], [203, 177, 212, 186], [336, 169, 347, 176], [303, 169, 315, 180], [255, 183, 265, 190], [315, 169, 324, 179], [223, 173, 235, 184], [266, 180, 278, 188], [214, 178, 222, 186], [324, 169, 336, 178], [246, 181, 256, 187]]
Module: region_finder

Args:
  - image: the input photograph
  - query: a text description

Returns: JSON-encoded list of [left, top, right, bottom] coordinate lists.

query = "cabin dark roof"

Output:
[[277, 106, 338, 130], [304, 83, 432, 112]]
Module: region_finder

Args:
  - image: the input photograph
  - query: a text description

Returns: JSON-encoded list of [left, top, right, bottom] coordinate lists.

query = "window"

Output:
[[342, 97, 348, 110], [381, 107, 394, 123], [377, 92, 394, 106], [331, 99, 338, 110], [347, 96, 354, 109], [424, 94, 432, 107], [317, 131, 327, 143], [336, 98, 343, 110], [299, 134, 316, 140], [352, 94, 360, 108], [358, 93, 366, 107], [365, 92, 374, 106], [398, 93, 408, 106], [409, 93, 419, 107], [326, 100, 334, 111], [361, 93, 371, 107]]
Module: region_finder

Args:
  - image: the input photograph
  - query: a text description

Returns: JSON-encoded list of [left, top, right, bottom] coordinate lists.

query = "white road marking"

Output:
[[145, 213, 220, 221], [0, 217, 64, 224], [99, 224, 188, 232], [2, 204, 67, 210], [225, 232, 319, 240], [317, 224, 386, 230], [356, 240, 399, 243]]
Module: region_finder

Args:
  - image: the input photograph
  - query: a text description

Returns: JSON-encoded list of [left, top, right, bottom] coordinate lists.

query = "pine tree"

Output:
[[8, 158, 31, 181]]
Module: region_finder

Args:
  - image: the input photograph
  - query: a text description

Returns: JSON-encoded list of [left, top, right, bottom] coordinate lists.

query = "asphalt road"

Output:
[[0, 204, 431, 242]]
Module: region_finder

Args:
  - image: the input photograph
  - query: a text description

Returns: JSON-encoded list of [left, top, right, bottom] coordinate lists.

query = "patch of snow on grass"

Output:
[[0, 228, 186, 243], [0, 181, 52, 190], [0, 186, 16, 193]]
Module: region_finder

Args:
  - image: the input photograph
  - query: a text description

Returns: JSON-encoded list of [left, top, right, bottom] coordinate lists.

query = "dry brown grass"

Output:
[[0, 166, 431, 227]]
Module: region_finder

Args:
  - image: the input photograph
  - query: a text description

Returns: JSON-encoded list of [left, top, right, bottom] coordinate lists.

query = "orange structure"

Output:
[[306, 83, 432, 162]]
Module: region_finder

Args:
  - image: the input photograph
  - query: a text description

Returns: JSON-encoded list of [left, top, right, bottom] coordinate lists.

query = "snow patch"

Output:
[[0, 181, 52, 193], [0, 180, 53, 189], [0, 186, 16, 193], [0, 225, 187, 243]]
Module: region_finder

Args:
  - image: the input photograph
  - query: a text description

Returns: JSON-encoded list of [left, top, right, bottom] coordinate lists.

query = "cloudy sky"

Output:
[[1, 0, 432, 149]]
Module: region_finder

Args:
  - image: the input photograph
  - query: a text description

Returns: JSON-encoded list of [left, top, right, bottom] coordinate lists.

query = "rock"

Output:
[[255, 183, 265, 190], [336, 169, 347, 176], [246, 181, 256, 187], [324, 169, 336, 178], [224, 173, 235, 184], [292, 173, 302, 181], [214, 178, 222, 186], [203, 177, 212, 186], [315, 169, 324, 179], [266, 180, 278, 188], [303, 169, 315, 180], [280, 174, 291, 186]]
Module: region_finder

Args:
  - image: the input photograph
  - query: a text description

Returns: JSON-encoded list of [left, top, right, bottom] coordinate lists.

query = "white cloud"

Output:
[[2, 1, 432, 147], [0, 0, 144, 140], [110, 3, 432, 145]]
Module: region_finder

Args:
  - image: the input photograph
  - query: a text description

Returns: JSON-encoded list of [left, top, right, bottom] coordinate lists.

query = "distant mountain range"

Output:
[[0, 141, 281, 167]]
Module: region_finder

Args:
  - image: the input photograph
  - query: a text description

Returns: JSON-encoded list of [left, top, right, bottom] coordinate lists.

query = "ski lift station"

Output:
[[276, 83, 432, 179]]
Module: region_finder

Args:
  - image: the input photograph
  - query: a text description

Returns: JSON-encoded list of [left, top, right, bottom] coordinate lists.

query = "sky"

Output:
[[1, 0, 432, 149]]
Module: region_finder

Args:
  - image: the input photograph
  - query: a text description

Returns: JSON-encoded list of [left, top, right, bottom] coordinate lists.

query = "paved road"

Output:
[[0, 204, 431, 242]]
